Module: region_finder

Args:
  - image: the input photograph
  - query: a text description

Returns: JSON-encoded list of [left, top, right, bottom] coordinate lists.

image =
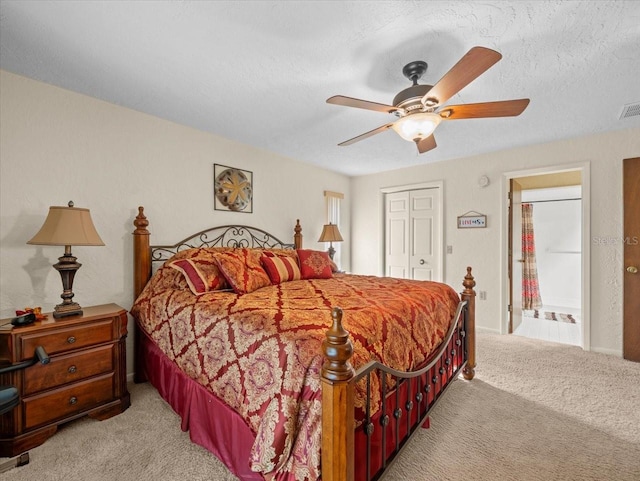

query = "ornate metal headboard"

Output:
[[150, 225, 298, 264]]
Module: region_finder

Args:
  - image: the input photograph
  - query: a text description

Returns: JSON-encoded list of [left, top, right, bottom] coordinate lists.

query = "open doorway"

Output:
[[502, 165, 590, 350], [517, 184, 582, 345]]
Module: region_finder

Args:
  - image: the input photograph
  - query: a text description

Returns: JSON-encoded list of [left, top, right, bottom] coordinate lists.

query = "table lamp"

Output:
[[318, 223, 343, 260], [27, 201, 104, 318]]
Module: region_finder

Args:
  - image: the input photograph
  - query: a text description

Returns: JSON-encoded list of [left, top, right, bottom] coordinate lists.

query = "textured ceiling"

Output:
[[1, 1, 639, 176]]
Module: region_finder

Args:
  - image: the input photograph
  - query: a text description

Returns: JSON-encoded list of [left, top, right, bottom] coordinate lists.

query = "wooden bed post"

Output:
[[321, 307, 355, 481], [294, 219, 302, 250], [133, 206, 151, 299], [133, 206, 151, 383], [461, 267, 477, 380]]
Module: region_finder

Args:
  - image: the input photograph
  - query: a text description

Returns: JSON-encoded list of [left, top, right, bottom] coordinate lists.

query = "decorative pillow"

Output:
[[261, 254, 301, 284], [262, 248, 299, 260], [168, 258, 228, 295], [297, 249, 333, 279], [214, 249, 272, 295]]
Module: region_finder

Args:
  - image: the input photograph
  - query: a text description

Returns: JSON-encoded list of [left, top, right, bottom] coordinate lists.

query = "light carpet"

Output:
[[2, 332, 639, 481]]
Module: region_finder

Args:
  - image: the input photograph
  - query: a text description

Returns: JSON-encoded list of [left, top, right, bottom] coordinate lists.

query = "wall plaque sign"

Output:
[[457, 211, 487, 228]]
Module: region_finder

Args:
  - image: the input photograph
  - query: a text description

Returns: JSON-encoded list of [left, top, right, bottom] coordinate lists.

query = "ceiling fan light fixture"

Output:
[[392, 112, 441, 141]]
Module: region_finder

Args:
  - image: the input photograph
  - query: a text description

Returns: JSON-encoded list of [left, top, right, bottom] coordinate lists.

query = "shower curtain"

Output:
[[522, 203, 543, 310]]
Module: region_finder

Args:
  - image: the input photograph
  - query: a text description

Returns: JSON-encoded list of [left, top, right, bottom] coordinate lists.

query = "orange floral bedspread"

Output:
[[131, 265, 460, 481]]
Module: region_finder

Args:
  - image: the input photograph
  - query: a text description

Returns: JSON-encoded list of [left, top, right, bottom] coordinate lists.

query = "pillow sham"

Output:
[[168, 258, 228, 295], [261, 247, 299, 260], [261, 254, 301, 284], [297, 249, 333, 279], [215, 248, 272, 295]]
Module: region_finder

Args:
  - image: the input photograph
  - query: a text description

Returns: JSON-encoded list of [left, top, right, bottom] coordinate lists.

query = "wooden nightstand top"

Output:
[[1, 303, 126, 333], [0, 304, 127, 363]]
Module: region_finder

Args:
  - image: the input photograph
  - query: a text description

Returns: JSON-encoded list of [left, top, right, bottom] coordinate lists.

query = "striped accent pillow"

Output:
[[261, 254, 301, 284], [168, 258, 227, 295]]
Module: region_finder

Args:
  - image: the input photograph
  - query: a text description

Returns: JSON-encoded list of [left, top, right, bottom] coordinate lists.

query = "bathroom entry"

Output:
[[508, 170, 583, 347]]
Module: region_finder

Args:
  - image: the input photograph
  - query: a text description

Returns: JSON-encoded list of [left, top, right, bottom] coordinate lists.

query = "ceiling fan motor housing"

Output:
[[393, 84, 433, 111]]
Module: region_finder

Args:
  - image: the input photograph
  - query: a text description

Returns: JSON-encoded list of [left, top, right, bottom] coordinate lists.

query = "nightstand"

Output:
[[0, 304, 130, 456]]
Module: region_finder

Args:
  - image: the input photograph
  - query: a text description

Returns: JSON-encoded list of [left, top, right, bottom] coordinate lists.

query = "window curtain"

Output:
[[324, 191, 343, 266], [522, 203, 542, 310]]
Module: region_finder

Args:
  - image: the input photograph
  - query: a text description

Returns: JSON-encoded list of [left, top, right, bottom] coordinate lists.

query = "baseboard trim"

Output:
[[477, 326, 501, 334], [591, 346, 622, 358]]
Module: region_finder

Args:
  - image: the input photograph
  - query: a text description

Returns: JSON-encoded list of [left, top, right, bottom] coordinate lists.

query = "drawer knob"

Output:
[[67, 336, 76, 344], [68, 365, 77, 374], [69, 396, 78, 405]]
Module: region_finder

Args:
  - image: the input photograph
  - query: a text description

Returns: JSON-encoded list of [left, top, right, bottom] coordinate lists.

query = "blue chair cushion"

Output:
[[0, 386, 19, 416]]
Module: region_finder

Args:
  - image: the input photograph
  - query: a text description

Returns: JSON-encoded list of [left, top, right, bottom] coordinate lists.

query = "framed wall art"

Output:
[[213, 164, 253, 213]]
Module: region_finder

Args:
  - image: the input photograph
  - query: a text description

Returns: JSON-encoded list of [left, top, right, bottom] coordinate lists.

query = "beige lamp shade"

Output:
[[27, 202, 104, 318], [318, 223, 343, 243], [28, 203, 104, 246]]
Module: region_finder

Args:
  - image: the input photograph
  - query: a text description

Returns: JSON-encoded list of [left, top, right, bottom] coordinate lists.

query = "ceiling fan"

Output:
[[327, 46, 530, 154]]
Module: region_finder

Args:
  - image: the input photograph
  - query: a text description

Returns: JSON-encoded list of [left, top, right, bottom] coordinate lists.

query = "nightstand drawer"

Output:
[[23, 344, 114, 395], [23, 373, 114, 430], [20, 320, 114, 360]]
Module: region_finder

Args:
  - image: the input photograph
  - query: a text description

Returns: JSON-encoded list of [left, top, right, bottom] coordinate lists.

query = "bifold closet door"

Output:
[[385, 188, 441, 281]]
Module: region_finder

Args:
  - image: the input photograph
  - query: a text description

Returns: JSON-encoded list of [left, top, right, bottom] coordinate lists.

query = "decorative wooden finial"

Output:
[[321, 307, 354, 381], [294, 219, 303, 250], [133, 206, 149, 234], [463, 266, 476, 295]]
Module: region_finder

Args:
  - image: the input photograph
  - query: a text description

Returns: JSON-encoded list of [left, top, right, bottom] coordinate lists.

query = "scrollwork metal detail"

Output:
[[150, 225, 295, 264]]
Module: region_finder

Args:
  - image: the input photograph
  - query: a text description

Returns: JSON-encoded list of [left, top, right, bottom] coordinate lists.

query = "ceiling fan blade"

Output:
[[421, 46, 502, 108], [439, 99, 530, 119], [327, 95, 403, 114], [416, 134, 437, 154], [337, 123, 395, 146]]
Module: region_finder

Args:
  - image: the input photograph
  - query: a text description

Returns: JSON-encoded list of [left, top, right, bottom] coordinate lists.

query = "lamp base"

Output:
[[52, 246, 83, 319], [53, 302, 83, 319]]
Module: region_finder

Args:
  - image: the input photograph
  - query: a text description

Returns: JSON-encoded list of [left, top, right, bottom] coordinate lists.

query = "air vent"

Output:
[[620, 102, 640, 120]]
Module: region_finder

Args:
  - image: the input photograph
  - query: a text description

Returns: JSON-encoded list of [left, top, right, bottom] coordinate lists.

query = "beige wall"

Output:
[[351, 127, 640, 356], [0, 70, 350, 375]]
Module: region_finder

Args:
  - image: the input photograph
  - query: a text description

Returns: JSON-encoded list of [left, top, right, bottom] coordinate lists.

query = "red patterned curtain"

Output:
[[522, 203, 542, 310]]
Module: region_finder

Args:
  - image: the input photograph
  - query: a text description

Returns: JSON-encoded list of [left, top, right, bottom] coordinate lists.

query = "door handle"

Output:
[[627, 266, 638, 274], [419, 259, 425, 265], [517, 259, 525, 263]]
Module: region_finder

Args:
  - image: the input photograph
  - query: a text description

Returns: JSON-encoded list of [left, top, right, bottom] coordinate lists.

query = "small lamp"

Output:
[[27, 201, 105, 318], [318, 223, 343, 260]]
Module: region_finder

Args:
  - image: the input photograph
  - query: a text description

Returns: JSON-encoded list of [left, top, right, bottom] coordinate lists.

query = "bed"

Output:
[[130, 206, 476, 481]]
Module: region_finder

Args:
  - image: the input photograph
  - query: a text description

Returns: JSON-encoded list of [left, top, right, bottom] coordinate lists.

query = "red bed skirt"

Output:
[[138, 328, 265, 480]]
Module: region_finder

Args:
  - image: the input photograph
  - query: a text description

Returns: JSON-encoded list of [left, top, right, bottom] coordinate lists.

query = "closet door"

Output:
[[385, 188, 442, 281], [385, 191, 409, 279], [409, 189, 440, 281]]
